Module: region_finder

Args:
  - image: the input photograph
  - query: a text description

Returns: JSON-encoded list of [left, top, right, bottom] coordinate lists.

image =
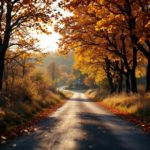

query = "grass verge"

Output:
[[59, 90, 74, 99], [86, 89, 150, 133], [0, 89, 68, 145], [0, 101, 64, 144]]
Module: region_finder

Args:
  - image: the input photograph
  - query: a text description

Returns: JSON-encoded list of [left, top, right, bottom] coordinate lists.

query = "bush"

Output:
[[100, 93, 150, 122], [13, 77, 41, 102], [4, 110, 22, 125], [85, 88, 109, 101], [0, 71, 63, 133]]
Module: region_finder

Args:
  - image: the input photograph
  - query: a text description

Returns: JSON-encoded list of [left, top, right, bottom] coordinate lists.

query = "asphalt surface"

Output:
[[1, 91, 150, 150]]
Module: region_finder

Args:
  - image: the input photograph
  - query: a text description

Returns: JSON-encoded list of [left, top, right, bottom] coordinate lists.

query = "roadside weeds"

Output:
[[0, 100, 65, 145], [85, 89, 150, 134]]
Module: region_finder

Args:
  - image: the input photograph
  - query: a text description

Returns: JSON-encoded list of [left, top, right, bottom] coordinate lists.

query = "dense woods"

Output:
[[56, 0, 150, 93]]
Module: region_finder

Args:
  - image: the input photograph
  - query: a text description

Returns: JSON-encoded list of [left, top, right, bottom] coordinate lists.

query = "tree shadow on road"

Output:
[[75, 112, 128, 150], [68, 98, 96, 102], [0, 116, 60, 150]]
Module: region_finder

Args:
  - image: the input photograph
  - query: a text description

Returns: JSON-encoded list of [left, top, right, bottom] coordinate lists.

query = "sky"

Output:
[[35, 0, 72, 52], [37, 28, 61, 52]]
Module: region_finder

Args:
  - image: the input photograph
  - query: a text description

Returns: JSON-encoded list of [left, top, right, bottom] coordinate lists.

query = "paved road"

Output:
[[1, 91, 150, 150]]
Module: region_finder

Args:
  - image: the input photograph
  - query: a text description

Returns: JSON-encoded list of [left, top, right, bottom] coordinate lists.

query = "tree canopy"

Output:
[[56, 0, 150, 93], [0, 0, 53, 92]]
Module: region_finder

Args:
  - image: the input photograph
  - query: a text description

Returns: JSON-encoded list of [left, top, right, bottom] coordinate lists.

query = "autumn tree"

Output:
[[83, 76, 95, 89], [57, 0, 149, 93], [47, 61, 61, 88], [88, 0, 149, 92], [3, 49, 44, 94], [56, 1, 125, 92], [0, 0, 53, 92]]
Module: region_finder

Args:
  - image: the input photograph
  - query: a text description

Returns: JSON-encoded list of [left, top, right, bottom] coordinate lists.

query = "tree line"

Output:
[[0, 0, 53, 94], [56, 0, 150, 93]]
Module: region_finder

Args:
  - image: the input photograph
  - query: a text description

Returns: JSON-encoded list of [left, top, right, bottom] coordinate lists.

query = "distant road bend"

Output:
[[1, 91, 150, 150]]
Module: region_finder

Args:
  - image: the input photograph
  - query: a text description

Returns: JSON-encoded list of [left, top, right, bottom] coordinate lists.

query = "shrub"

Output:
[[0, 71, 63, 133]]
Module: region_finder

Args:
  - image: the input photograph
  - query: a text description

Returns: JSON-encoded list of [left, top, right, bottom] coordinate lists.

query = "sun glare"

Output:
[[38, 30, 61, 52], [32, 0, 72, 53]]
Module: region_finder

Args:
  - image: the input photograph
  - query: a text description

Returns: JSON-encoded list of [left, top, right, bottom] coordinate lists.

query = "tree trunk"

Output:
[[3, 63, 9, 92], [0, 2, 12, 93], [107, 73, 114, 93], [125, 72, 130, 93], [146, 58, 150, 92], [0, 52, 5, 92], [130, 70, 137, 93], [105, 58, 115, 93], [118, 71, 123, 93], [117, 61, 124, 93]]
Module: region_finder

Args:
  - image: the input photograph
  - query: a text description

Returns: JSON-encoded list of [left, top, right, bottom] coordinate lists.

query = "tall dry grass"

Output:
[[86, 88, 150, 122], [0, 72, 65, 133], [85, 88, 109, 101]]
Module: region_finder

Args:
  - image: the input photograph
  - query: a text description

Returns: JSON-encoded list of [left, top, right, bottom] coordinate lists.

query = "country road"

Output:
[[1, 91, 150, 150]]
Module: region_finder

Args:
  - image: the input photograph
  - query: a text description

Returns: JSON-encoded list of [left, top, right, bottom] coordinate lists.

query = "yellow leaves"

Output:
[[95, 69, 106, 83], [139, 36, 147, 44], [136, 65, 146, 78], [37, 18, 43, 22], [96, 20, 115, 33], [95, 12, 124, 33], [88, 2, 97, 14], [88, 1, 125, 35], [114, 14, 124, 21], [73, 45, 107, 84], [69, 6, 75, 11], [145, 20, 150, 28], [98, 0, 105, 5]]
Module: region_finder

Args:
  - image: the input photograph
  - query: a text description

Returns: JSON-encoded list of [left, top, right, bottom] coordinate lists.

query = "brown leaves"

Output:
[[22, 0, 32, 4]]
